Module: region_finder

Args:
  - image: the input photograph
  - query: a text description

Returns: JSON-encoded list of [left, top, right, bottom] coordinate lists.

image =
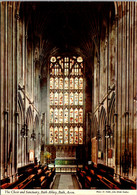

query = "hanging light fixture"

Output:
[[21, 123, 28, 138], [21, 125, 25, 138], [31, 102, 36, 141], [31, 129, 36, 141], [105, 125, 113, 138]]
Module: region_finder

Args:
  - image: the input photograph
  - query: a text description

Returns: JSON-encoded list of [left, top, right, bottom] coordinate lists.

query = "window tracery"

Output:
[[49, 56, 84, 144]]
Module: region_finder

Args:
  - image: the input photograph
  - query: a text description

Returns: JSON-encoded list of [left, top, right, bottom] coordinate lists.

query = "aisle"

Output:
[[52, 174, 80, 189]]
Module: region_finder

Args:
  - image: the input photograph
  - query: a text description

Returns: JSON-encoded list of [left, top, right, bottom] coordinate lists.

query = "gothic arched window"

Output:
[[49, 56, 84, 145]]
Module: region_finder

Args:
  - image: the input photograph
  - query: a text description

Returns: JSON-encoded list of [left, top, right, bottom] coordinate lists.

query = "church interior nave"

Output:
[[0, 1, 136, 190]]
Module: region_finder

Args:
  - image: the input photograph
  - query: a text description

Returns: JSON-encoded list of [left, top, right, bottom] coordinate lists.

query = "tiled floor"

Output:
[[52, 174, 80, 189], [58, 174, 74, 189]]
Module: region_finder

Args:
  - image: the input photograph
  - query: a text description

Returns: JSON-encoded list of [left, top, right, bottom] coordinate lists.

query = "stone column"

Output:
[[133, 2, 137, 176], [4, 2, 8, 178], [0, 2, 5, 179], [7, 2, 13, 178]]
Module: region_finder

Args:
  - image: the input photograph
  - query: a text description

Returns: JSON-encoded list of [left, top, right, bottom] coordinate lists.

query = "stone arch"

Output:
[[18, 92, 24, 125], [109, 92, 115, 126], [34, 114, 40, 162], [34, 114, 39, 129], [99, 106, 107, 163], [114, 2, 118, 16], [18, 92, 24, 167], [26, 106, 33, 126], [26, 106, 33, 162], [108, 92, 115, 167]]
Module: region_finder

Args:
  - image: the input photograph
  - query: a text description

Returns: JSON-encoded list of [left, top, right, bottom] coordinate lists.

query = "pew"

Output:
[[40, 176, 48, 189], [85, 169, 99, 189], [0, 177, 10, 189], [97, 164, 114, 180], [120, 177, 136, 189], [1, 182, 11, 189], [1, 164, 55, 189], [13, 174, 36, 189], [18, 163, 34, 176], [98, 177, 120, 189], [76, 163, 123, 189]]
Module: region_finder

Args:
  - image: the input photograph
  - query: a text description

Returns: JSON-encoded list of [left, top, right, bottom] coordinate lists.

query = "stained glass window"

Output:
[[64, 126, 68, 144], [55, 77, 58, 89], [59, 92, 63, 105], [54, 92, 58, 105], [64, 93, 68, 105], [50, 92, 54, 105], [79, 78, 83, 89], [50, 78, 54, 89], [79, 92, 83, 105], [75, 78, 78, 89], [50, 127, 54, 144], [79, 108, 83, 123], [75, 92, 78, 105], [59, 108, 63, 123], [54, 127, 58, 144], [64, 108, 68, 123], [70, 108, 74, 123], [50, 108, 53, 123], [49, 56, 84, 145], [74, 108, 78, 123], [64, 78, 68, 89], [59, 127, 63, 144], [70, 126, 74, 144], [70, 92, 74, 105], [70, 78, 74, 89], [54, 108, 58, 123], [59, 78, 63, 89], [74, 127, 78, 144], [79, 127, 83, 144]]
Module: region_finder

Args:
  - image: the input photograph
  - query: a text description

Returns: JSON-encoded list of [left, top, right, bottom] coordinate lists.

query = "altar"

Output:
[[54, 146, 82, 173]]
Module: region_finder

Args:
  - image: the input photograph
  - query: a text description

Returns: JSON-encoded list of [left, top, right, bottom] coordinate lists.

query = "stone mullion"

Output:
[[126, 2, 130, 156], [20, 10, 26, 165], [126, 4, 130, 155], [46, 61, 50, 145], [11, 2, 17, 180], [120, 4, 125, 176], [117, 4, 122, 175], [132, 2, 136, 175], [24, 9, 28, 165], [25, 32, 28, 164], [0, 2, 5, 179], [16, 3, 20, 172], [107, 14, 110, 166], [114, 3, 119, 173], [97, 60, 100, 129], [7, 2, 13, 178], [32, 42, 34, 108], [127, 1, 131, 172], [4, 2, 8, 178], [129, 2, 135, 175], [20, 15, 24, 166], [133, 2, 137, 175], [121, 3, 127, 166], [97, 60, 100, 159]]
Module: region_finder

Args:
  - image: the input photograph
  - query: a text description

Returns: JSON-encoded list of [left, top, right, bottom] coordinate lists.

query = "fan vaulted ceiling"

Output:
[[21, 2, 115, 60]]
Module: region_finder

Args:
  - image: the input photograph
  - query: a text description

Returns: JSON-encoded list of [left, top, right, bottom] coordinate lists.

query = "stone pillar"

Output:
[[133, 2, 137, 175], [7, 2, 13, 178], [114, 2, 136, 178], [0, 2, 5, 179]]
